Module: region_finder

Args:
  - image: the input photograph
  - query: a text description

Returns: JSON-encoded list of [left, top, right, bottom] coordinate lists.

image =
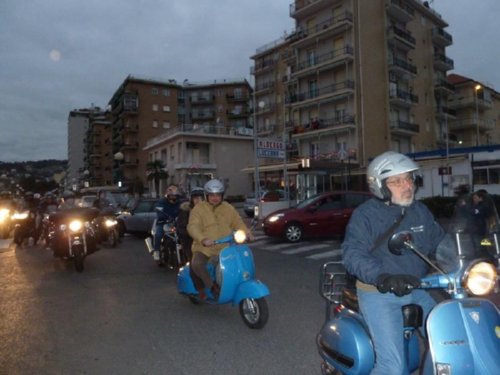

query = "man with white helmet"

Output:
[[342, 151, 445, 374], [187, 179, 254, 300]]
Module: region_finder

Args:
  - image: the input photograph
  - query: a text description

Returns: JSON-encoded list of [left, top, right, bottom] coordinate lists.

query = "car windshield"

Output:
[[295, 194, 323, 209]]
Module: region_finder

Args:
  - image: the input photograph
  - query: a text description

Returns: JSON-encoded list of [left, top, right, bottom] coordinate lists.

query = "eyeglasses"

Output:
[[386, 175, 414, 188]]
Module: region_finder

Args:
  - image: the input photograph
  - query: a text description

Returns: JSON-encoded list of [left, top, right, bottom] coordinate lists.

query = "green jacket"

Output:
[[187, 200, 248, 257]]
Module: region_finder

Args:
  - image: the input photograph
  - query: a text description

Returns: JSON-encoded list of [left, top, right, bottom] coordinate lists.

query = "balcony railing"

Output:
[[390, 120, 420, 134], [389, 88, 419, 105], [286, 79, 354, 104], [291, 114, 355, 134], [387, 25, 416, 49], [431, 27, 453, 46], [292, 45, 354, 74], [386, 0, 415, 22], [388, 56, 417, 75]]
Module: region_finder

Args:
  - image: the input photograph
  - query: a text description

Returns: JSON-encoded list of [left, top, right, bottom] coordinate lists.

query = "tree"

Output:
[[146, 160, 168, 197]]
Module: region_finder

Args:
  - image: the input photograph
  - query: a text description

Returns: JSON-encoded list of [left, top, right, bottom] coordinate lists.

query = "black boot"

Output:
[[210, 282, 220, 301]]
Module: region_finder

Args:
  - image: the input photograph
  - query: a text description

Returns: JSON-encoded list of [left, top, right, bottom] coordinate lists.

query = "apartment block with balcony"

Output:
[[141, 79, 254, 195], [247, 0, 457, 198], [83, 111, 113, 186], [108, 75, 181, 190], [447, 74, 499, 147]]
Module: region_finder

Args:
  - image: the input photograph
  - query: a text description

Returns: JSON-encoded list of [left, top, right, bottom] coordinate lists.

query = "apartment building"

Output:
[[83, 110, 113, 186], [143, 79, 254, 196], [108, 75, 181, 191], [250, 0, 462, 199], [67, 106, 104, 190]]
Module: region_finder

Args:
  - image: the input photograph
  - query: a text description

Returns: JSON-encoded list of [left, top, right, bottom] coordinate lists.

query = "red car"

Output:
[[262, 191, 372, 242]]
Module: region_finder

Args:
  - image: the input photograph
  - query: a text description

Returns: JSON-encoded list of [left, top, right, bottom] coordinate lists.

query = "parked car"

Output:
[[116, 198, 159, 237], [243, 189, 286, 218], [262, 191, 372, 242]]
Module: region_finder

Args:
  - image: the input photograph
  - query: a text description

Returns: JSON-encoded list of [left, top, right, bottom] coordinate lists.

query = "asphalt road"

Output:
[[0, 235, 326, 375]]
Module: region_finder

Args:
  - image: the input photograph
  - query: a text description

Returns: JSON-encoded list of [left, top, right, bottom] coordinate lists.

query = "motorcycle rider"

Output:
[[342, 151, 446, 375], [176, 187, 205, 261], [153, 185, 181, 263], [187, 179, 254, 300]]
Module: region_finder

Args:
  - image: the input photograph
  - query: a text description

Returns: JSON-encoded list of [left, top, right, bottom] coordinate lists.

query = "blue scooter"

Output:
[[177, 230, 270, 329], [316, 224, 500, 374]]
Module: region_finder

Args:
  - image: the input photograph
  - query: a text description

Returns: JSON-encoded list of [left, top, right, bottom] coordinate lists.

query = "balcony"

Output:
[[123, 124, 139, 133], [434, 79, 454, 95], [291, 45, 354, 77], [291, 114, 355, 137], [448, 95, 493, 110], [190, 95, 215, 104], [251, 58, 277, 74], [435, 106, 457, 119], [390, 120, 420, 135], [191, 110, 215, 120], [122, 142, 138, 150], [389, 88, 418, 107], [388, 56, 417, 77], [286, 79, 355, 106], [387, 25, 416, 50], [226, 110, 251, 119], [289, 0, 335, 18], [226, 94, 249, 102], [287, 11, 353, 46], [433, 53, 454, 71], [254, 80, 276, 93], [257, 123, 276, 136], [112, 93, 139, 115], [386, 0, 415, 23], [431, 27, 453, 47]]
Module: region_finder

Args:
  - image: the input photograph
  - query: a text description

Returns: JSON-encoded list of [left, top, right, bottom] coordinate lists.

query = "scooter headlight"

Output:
[[105, 219, 117, 227], [462, 261, 497, 296], [69, 220, 83, 232], [233, 230, 247, 244]]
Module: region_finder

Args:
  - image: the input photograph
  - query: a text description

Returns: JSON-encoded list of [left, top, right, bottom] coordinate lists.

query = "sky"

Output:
[[0, 0, 498, 162]]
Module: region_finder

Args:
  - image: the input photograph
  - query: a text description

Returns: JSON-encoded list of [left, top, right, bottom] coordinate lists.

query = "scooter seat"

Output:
[[341, 287, 359, 312]]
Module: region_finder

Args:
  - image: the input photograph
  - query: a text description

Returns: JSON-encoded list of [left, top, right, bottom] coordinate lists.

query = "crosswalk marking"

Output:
[[307, 249, 342, 260], [282, 244, 330, 255]]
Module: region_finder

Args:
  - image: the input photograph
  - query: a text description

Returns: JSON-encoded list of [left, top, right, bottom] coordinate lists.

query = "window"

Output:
[[152, 88, 158, 95], [162, 121, 170, 129], [163, 105, 170, 112], [152, 104, 159, 111], [162, 89, 170, 96], [170, 145, 175, 160], [152, 120, 158, 128]]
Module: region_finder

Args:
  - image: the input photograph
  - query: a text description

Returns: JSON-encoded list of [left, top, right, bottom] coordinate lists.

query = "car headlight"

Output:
[[267, 213, 284, 223], [462, 261, 497, 296], [12, 211, 29, 220], [69, 220, 83, 232], [0, 208, 10, 221]]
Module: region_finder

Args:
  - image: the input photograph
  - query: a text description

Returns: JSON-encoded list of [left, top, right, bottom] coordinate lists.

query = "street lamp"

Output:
[[474, 84, 481, 146], [114, 151, 124, 187]]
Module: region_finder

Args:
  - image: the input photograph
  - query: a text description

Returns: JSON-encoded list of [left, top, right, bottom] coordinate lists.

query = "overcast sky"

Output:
[[1, 0, 498, 162]]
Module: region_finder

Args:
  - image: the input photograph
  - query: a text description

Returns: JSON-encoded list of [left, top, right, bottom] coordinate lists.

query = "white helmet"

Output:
[[367, 151, 419, 200], [204, 179, 224, 194]]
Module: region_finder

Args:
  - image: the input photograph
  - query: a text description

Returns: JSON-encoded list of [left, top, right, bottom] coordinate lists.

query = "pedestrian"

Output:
[[342, 151, 446, 374]]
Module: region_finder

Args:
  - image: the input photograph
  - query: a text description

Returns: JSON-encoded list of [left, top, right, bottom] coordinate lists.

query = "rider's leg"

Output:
[[153, 224, 163, 260], [191, 252, 213, 288], [358, 288, 411, 375]]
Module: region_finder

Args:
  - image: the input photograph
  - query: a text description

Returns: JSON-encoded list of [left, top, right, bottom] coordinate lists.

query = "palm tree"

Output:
[[146, 160, 168, 197]]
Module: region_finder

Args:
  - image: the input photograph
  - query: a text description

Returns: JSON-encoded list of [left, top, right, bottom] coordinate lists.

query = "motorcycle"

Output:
[[177, 230, 270, 329], [48, 208, 99, 272], [145, 218, 185, 270], [316, 197, 500, 375], [94, 208, 119, 248], [0, 207, 12, 239], [11, 209, 37, 246]]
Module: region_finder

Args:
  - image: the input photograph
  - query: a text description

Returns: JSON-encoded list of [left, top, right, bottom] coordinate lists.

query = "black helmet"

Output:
[[190, 187, 205, 198]]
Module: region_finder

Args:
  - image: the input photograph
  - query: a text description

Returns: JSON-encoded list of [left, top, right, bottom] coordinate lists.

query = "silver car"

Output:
[[116, 198, 159, 237]]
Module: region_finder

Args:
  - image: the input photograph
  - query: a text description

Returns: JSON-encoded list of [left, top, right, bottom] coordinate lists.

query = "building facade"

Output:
[[250, 0, 499, 200]]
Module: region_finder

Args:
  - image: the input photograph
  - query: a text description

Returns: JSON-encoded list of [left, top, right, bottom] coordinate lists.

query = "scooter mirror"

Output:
[[388, 231, 413, 256]]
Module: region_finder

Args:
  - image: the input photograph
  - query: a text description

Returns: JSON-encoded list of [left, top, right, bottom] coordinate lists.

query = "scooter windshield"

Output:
[[434, 191, 500, 272]]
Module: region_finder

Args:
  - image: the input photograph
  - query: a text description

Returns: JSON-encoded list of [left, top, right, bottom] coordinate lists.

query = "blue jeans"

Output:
[[357, 288, 436, 375], [153, 223, 164, 252]]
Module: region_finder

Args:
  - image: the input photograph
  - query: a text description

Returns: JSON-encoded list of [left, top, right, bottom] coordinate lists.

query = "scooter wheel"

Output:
[[108, 230, 118, 248], [239, 297, 269, 329]]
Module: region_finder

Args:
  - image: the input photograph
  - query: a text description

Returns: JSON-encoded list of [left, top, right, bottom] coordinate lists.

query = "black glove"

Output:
[[376, 274, 420, 297]]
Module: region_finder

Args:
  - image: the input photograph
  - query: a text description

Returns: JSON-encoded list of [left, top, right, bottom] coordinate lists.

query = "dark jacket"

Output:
[[342, 198, 445, 285], [154, 197, 180, 224], [176, 201, 192, 257]]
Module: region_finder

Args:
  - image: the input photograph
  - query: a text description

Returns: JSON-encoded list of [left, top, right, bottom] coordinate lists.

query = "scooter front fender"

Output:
[[232, 280, 269, 306], [425, 298, 500, 375], [177, 264, 197, 294]]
